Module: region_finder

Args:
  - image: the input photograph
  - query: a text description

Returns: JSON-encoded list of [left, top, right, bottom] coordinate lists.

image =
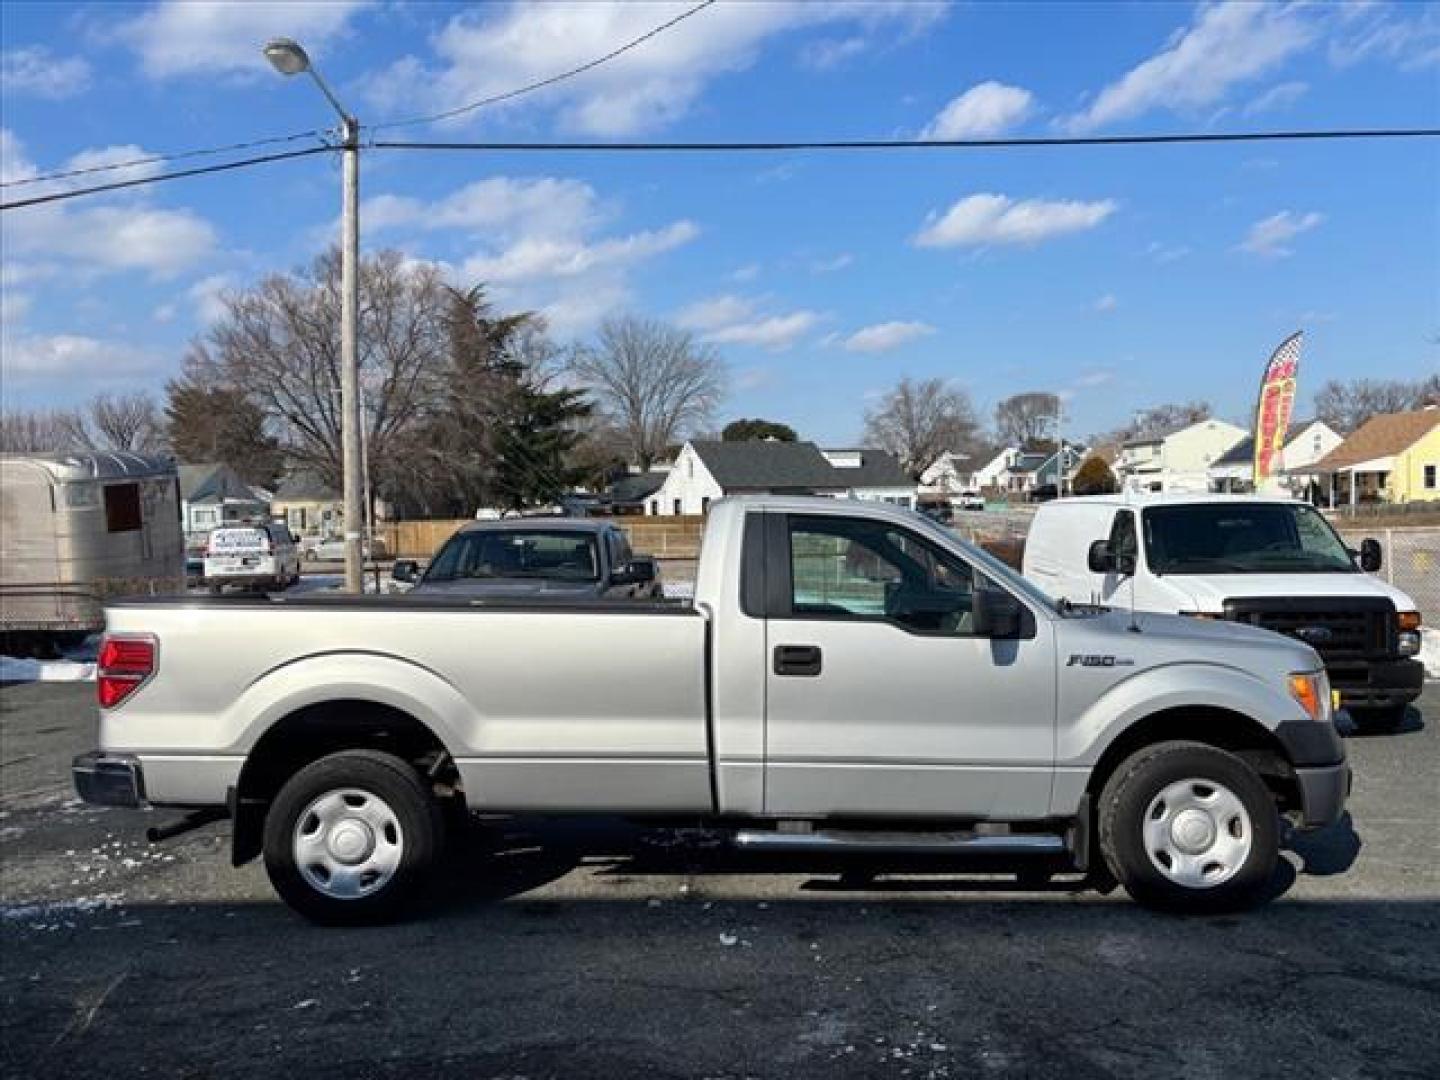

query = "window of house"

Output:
[[673, 499, 682, 515], [701, 496, 711, 513], [786, 515, 976, 635], [1425, 464, 1437, 490], [103, 483, 143, 533]]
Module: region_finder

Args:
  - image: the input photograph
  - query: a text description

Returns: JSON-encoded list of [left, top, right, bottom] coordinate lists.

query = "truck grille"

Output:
[[1223, 596, 1393, 660]]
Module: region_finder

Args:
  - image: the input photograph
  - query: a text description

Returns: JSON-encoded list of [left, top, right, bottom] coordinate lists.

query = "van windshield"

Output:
[[424, 530, 601, 583], [1142, 503, 1355, 575]]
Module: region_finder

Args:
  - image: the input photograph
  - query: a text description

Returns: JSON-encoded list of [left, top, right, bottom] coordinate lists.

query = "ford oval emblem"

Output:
[[1294, 626, 1334, 644]]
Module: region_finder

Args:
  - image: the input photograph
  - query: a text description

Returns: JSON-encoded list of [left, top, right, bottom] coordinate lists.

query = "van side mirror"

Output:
[[614, 558, 657, 586], [1358, 537, 1382, 573], [391, 559, 420, 583], [972, 587, 1023, 639], [1088, 540, 1136, 576]]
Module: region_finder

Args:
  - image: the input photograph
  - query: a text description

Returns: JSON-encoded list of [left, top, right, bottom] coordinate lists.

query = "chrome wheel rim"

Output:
[[1142, 778, 1252, 889], [293, 787, 404, 900]]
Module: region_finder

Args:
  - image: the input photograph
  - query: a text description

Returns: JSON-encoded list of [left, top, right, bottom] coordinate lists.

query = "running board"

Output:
[[731, 829, 1066, 856]]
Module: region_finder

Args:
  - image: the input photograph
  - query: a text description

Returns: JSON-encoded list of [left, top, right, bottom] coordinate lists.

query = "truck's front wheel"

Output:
[[263, 750, 444, 925], [1098, 741, 1279, 913]]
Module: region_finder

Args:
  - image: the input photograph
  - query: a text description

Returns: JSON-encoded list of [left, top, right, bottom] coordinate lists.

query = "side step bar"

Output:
[[732, 829, 1066, 856]]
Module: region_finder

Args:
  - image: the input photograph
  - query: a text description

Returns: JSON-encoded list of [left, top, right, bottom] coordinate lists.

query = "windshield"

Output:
[[1142, 503, 1355, 575], [423, 529, 601, 583]]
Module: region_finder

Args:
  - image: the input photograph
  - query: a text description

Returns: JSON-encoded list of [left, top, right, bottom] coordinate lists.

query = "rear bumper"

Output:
[[72, 751, 145, 808], [1329, 657, 1424, 710], [1293, 761, 1351, 829]]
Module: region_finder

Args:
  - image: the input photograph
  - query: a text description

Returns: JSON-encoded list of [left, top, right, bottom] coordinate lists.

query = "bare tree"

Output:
[[203, 248, 451, 491], [83, 392, 166, 453], [567, 316, 726, 468], [0, 407, 84, 452], [994, 392, 1061, 448], [862, 377, 983, 478], [1313, 377, 1435, 433]]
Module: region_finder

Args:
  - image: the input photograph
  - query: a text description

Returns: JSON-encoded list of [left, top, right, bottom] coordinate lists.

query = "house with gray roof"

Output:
[[271, 468, 343, 537], [177, 462, 269, 539], [1206, 418, 1341, 498], [646, 441, 915, 515]]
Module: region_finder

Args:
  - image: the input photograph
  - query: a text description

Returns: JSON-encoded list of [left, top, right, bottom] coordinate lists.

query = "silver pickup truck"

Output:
[[74, 496, 1349, 923]]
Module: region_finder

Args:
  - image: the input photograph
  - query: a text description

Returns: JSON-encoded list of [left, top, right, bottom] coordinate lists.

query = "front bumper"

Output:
[[72, 751, 146, 808], [1329, 657, 1424, 710], [1293, 761, 1351, 829]]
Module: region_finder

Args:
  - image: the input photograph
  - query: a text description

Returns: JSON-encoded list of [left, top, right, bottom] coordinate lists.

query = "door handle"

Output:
[[774, 644, 822, 677]]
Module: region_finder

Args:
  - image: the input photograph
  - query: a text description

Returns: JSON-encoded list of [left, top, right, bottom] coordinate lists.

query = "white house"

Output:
[[647, 441, 914, 515], [177, 462, 269, 540], [919, 451, 972, 498], [1116, 418, 1247, 493], [1207, 419, 1343, 498]]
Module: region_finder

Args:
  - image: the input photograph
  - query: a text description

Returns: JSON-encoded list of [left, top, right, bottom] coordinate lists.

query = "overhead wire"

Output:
[[368, 0, 719, 134]]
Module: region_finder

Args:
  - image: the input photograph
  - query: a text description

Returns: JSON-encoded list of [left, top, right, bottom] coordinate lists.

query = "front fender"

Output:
[[1058, 660, 1304, 769], [224, 651, 474, 758]]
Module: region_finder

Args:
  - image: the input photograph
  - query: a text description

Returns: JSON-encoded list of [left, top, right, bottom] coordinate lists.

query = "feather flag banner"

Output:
[[1253, 331, 1302, 487]]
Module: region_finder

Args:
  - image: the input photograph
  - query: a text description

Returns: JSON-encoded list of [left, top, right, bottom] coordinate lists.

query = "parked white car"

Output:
[[301, 535, 389, 562], [1022, 493, 1425, 732], [204, 525, 300, 594]]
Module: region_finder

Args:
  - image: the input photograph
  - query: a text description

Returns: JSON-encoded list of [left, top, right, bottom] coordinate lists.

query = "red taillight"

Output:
[[97, 634, 156, 709]]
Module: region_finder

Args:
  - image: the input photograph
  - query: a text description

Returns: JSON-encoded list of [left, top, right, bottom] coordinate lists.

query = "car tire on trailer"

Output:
[[263, 749, 445, 925], [1348, 706, 1407, 734], [1097, 740, 1279, 914]]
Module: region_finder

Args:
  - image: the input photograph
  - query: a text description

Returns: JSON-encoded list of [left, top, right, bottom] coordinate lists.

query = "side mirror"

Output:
[[391, 559, 420, 583], [1087, 539, 1115, 573], [1359, 537, 1382, 573], [615, 558, 657, 586], [972, 587, 1023, 639]]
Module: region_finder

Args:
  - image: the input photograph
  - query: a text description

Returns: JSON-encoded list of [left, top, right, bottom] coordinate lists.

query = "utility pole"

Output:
[[265, 38, 364, 594]]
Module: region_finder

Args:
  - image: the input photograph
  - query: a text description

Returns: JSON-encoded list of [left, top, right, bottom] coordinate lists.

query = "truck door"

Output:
[[762, 512, 1056, 819]]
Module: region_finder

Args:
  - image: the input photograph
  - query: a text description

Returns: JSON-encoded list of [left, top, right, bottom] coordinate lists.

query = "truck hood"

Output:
[[1157, 572, 1415, 613], [1063, 607, 1322, 676], [410, 578, 601, 598]]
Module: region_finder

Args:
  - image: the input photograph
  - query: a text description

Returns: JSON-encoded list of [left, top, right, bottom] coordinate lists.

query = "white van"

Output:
[[203, 524, 300, 594], [1023, 493, 1425, 732]]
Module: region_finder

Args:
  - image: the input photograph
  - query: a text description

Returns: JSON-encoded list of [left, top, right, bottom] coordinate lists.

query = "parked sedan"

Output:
[[392, 518, 662, 600], [300, 535, 389, 562]]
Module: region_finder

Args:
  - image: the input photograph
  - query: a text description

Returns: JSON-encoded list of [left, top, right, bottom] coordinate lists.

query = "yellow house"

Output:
[[1314, 408, 1440, 505]]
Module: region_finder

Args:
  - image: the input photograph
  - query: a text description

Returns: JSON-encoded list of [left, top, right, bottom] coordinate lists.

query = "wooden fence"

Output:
[[378, 516, 707, 560]]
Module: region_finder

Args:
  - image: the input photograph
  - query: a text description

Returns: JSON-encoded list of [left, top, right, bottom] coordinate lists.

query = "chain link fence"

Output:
[[1336, 526, 1440, 623]]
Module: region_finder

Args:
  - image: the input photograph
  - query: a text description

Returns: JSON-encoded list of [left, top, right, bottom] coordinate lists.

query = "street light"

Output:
[[264, 37, 364, 594]]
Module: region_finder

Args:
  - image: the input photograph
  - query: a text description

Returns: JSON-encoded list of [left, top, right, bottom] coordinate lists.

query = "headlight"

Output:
[[1397, 611, 1422, 657], [1288, 671, 1331, 723]]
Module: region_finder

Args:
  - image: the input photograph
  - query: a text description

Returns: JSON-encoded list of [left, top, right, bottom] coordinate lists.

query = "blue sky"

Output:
[[2, 1, 1437, 443]]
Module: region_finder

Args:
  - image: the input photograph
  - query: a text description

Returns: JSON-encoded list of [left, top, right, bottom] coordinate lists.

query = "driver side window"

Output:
[[787, 515, 975, 634]]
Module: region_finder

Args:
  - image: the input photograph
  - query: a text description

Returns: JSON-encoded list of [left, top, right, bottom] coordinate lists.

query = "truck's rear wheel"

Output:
[[263, 750, 444, 925], [1097, 741, 1278, 913]]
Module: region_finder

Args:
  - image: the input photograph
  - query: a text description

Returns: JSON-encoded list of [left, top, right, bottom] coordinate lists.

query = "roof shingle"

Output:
[[1314, 409, 1440, 471]]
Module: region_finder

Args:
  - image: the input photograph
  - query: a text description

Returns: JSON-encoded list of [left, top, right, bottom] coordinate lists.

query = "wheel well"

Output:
[[230, 700, 459, 866], [1085, 707, 1300, 812]]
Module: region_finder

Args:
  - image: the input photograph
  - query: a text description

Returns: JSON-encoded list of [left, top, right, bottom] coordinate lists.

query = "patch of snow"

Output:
[[1420, 627, 1439, 681], [0, 656, 95, 683]]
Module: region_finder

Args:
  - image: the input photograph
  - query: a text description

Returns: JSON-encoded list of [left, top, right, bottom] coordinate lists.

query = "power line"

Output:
[[369, 0, 718, 133], [371, 127, 1440, 153], [0, 129, 330, 190], [0, 146, 334, 211]]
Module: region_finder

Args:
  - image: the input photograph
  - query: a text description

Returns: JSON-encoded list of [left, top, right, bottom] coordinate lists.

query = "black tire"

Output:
[[1348, 706, 1408, 734], [263, 749, 445, 925], [1097, 741, 1279, 914]]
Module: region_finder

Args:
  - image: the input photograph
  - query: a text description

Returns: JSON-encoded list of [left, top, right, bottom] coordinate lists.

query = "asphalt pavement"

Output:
[[2, 682, 1437, 1080]]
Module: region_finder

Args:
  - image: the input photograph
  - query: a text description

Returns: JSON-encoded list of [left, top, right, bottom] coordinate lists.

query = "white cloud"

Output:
[[704, 310, 820, 351], [842, 320, 935, 353], [1064, 3, 1315, 132], [1093, 293, 1118, 313], [1329, 4, 1440, 70], [800, 36, 868, 71], [2, 46, 92, 99], [114, 1, 371, 79], [367, 1, 944, 136], [1239, 210, 1324, 258], [731, 263, 761, 282], [1, 131, 216, 279], [1, 291, 32, 326], [914, 193, 1117, 248], [462, 221, 698, 284], [1242, 80, 1308, 116], [0, 332, 161, 382], [188, 274, 235, 326], [1074, 367, 1117, 389], [677, 294, 756, 332], [1145, 241, 1191, 264], [922, 81, 1034, 139], [811, 253, 854, 273]]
